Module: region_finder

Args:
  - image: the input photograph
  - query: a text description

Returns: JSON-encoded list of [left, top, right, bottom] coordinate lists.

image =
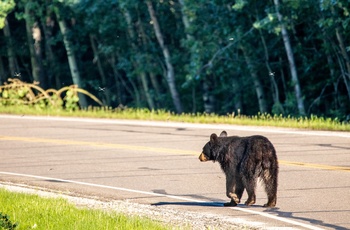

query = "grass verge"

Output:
[[0, 105, 349, 131], [0, 188, 168, 230]]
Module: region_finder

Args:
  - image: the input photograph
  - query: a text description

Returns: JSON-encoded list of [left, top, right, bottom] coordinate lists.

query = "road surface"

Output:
[[0, 115, 349, 229]]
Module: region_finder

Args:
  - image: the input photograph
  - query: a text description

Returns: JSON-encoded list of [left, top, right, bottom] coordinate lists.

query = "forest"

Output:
[[1, 0, 350, 119]]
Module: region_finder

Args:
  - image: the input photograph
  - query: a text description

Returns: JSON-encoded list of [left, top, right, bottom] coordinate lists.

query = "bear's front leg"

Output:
[[225, 174, 240, 206], [224, 198, 238, 207], [228, 192, 240, 203]]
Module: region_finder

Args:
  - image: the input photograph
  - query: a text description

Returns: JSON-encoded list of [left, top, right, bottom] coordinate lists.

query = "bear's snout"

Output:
[[199, 153, 209, 162]]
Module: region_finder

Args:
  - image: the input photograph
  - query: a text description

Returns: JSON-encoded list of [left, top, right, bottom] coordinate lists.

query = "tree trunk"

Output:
[[42, 14, 61, 88], [318, 2, 345, 109], [140, 72, 155, 109], [179, 0, 192, 41], [108, 55, 123, 105], [179, 0, 198, 112], [89, 34, 110, 106], [232, 77, 243, 114], [146, 1, 183, 113], [334, 25, 350, 102], [274, 0, 305, 116], [109, 53, 141, 107], [202, 76, 215, 113], [240, 44, 268, 113], [322, 34, 340, 111], [123, 9, 155, 109], [33, 21, 47, 88], [55, 6, 88, 108], [137, 15, 162, 107], [3, 18, 19, 76], [25, 2, 42, 85], [256, 18, 284, 114], [0, 56, 5, 84], [149, 71, 161, 106]]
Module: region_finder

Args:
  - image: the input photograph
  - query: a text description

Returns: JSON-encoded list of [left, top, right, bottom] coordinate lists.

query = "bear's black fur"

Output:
[[199, 131, 278, 207]]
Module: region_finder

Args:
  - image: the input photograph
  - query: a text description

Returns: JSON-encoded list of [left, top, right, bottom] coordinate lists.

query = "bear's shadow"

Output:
[[152, 201, 348, 230], [152, 201, 273, 209], [152, 201, 224, 207]]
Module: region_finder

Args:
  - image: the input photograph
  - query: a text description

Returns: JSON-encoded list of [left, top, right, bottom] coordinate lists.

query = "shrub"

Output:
[[0, 212, 18, 230]]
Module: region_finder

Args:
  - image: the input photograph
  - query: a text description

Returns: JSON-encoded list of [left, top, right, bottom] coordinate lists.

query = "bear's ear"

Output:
[[210, 133, 218, 143], [219, 131, 227, 137]]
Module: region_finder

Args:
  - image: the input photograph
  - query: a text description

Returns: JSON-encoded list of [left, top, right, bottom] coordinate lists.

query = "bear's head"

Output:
[[199, 131, 227, 162]]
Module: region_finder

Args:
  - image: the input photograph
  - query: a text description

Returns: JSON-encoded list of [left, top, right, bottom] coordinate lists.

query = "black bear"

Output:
[[199, 131, 278, 207]]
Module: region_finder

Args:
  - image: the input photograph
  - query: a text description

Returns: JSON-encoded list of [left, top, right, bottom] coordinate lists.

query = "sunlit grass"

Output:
[[0, 105, 349, 131], [0, 188, 169, 230]]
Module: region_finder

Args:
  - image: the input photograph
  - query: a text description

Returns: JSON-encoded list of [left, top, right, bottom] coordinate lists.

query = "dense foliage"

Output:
[[0, 212, 18, 230], [1, 0, 350, 120]]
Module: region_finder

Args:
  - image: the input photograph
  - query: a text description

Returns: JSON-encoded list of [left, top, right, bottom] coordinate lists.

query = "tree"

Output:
[[146, 1, 183, 113], [253, 5, 284, 115], [122, 7, 155, 109], [54, 4, 88, 107], [240, 44, 268, 113], [274, 0, 305, 116], [331, 4, 350, 102], [178, 0, 199, 112], [24, 1, 46, 87], [0, 0, 15, 29], [2, 18, 19, 76], [89, 34, 112, 106], [42, 10, 61, 88], [1, 0, 349, 118]]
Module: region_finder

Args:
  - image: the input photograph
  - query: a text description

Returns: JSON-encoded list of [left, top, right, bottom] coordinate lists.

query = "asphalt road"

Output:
[[0, 115, 349, 229]]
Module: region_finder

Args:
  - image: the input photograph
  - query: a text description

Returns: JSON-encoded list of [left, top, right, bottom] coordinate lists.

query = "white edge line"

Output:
[[0, 114, 349, 138], [0, 171, 324, 230]]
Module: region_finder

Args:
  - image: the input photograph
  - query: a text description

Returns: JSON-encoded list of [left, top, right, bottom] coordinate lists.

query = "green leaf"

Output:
[[0, 0, 15, 29], [232, 0, 247, 11]]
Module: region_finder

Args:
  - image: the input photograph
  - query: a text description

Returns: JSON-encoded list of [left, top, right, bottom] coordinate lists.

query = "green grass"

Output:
[[0, 105, 350, 131], [0, 188, 169, 230], [1, 79, 349, 131]]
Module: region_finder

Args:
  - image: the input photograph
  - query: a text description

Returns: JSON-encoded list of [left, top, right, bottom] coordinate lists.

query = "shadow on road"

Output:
[[44, 179, 69, 183], [152, 201, 223, 207], [266, 208, 349, 230], [152, 198, 349, 230]]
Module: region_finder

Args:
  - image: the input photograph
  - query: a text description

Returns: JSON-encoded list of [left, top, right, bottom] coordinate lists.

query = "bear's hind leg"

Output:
[[262, 166, 278, 207], [263, 195, 277, 207], [263, 175, 277, 207], [244, 178, 256, 206]]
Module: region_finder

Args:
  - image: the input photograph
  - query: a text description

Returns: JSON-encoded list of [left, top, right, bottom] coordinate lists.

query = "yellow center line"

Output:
[[0, 135, 195, 155], [278, 160, 349, 172], [1, 135, 349, 172]]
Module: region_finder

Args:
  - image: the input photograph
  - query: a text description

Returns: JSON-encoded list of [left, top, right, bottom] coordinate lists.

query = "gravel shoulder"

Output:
[[0, 182, 261, 230]]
